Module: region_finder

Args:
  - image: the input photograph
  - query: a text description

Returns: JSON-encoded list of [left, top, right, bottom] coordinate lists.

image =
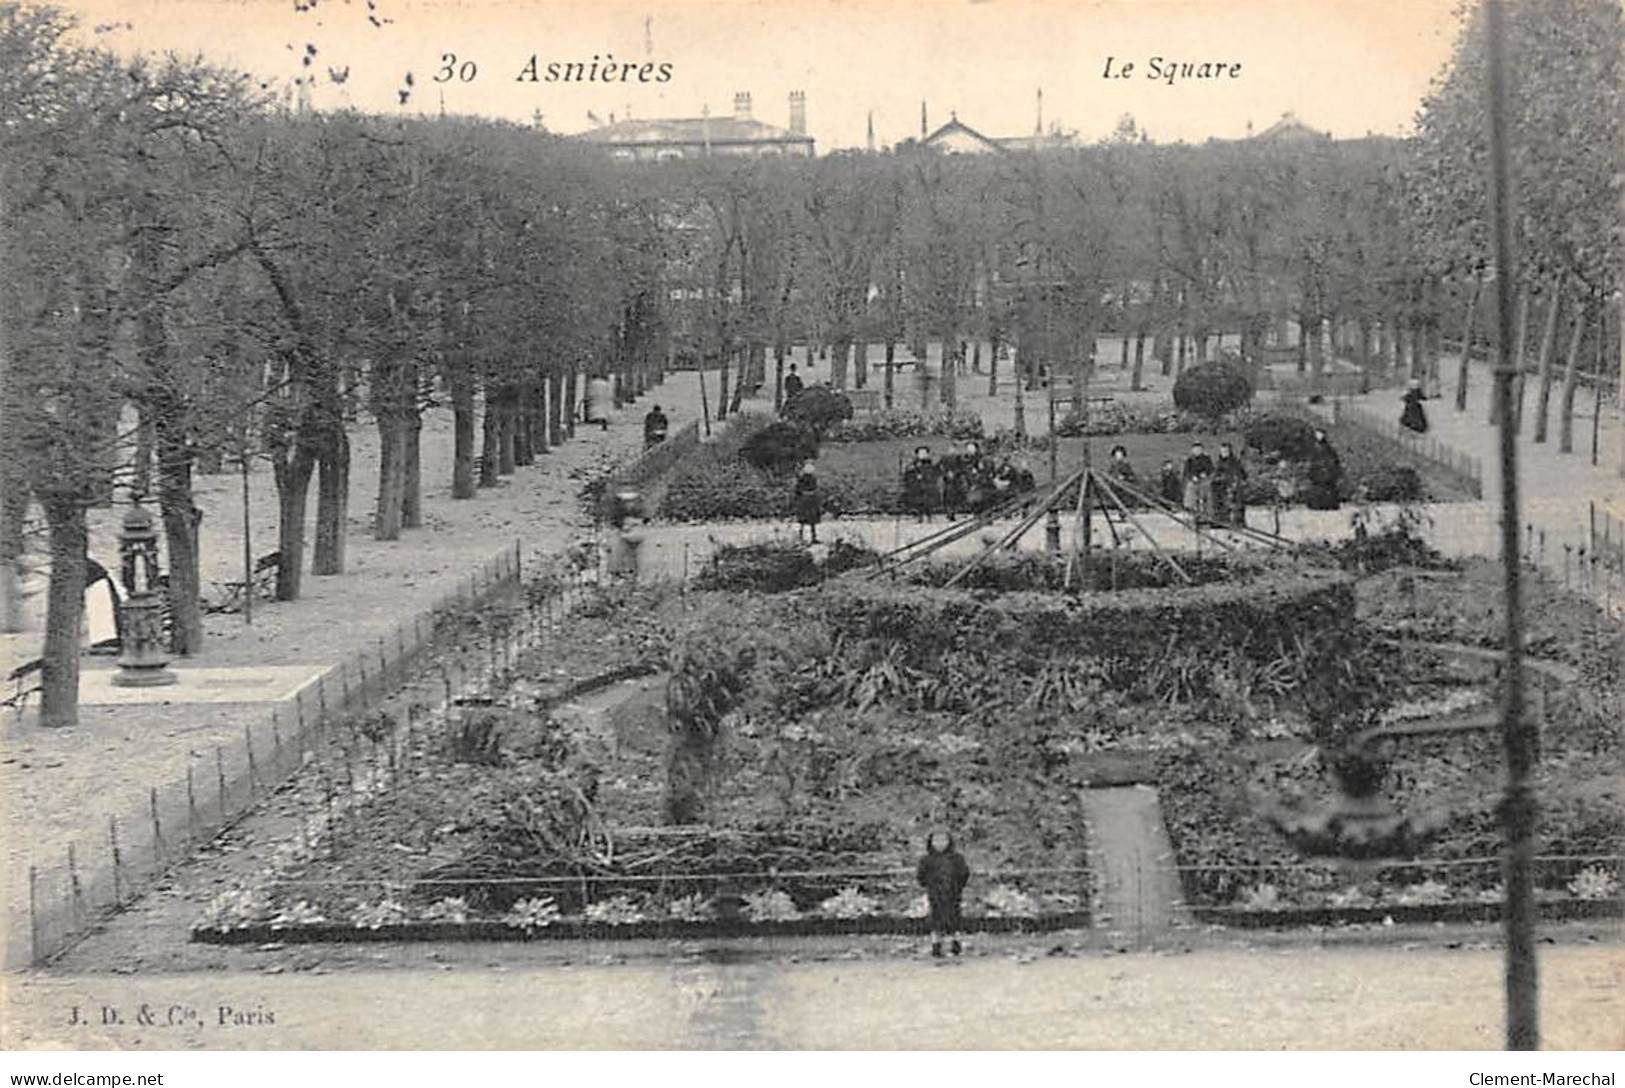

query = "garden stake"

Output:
[[187, 765, 199, 841], [28, 865, 39, 966], [107, 820, 121, 906], [215, 746, 227, 819], [149, 787, 163, 864], [245, 723, 259, 797], [68, 843, 83, 923], [359, 658, 369, 702], [379, 639, 388, 688], [324, 775, 337, 858], [271, 709, 283, 768], [296, 688, 306, 735]]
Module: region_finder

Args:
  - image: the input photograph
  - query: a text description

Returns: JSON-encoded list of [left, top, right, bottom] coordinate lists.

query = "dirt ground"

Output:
[[2, 935, 1620, 1049]]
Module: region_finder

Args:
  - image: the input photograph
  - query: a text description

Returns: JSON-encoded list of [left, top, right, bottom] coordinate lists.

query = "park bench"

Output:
[[3, 657, 44, 721], [207, 551, 281, 615]]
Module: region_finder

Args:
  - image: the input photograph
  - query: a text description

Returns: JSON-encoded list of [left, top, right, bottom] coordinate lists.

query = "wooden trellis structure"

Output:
[[866, 455, 1295, 589]]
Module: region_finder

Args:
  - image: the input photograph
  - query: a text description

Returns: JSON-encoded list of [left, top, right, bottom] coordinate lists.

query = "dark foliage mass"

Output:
[[1172, 361, 1254, 418]]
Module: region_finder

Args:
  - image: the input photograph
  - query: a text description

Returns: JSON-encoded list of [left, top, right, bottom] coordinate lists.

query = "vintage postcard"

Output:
[[0, 0, 1621, 1061]]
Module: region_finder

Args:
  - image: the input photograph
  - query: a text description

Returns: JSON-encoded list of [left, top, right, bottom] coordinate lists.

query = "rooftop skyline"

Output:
[[56, 0, 1463, 148]]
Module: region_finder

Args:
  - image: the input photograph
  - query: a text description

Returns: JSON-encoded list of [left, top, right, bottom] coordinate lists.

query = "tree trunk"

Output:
[[773, 341, 786, 414], [273, 447, 315, 601], [1531, 275, 1567, 444], [1557, 303, 1589, 454], [830, 336, 851, 391], [1176, 328, 1189, 376], [133, 407, 154, 498], [312, 432, 349, 572], [479, 385, 499, 488], [153, 414, 202, 655], [496, 390, 517, 476], [39, 497, 87, 729], [0, 461, 25, 634], [564, 371, 578, 438], [539, 381, 559, 457], [1295, 314, 1308, 373], [550, 372, 566, 445], [402, 411, 422, 529], [513, 383, 534, 467], [1455, 277, 1482, 412], [940, 337, 957, 411], [883, 340, 896, 409], [1132, 326, 1147, 392], [854, 339, 868, 388], [451, 374, 476, 499], [987, 333, 999, 397], [374, 414, 405, 542], [716, 351, 732, 421], [1382, 311, 1398, 375]]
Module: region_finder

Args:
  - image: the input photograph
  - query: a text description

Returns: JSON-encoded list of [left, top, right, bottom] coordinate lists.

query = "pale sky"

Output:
[[57, 0, 1464, 148]]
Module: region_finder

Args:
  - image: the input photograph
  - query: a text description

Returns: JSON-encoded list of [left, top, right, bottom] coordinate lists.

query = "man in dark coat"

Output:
[[1306, 428, 1344, 510], [916, 831, 971, 958], [902, 446, 941, 521], [782, 364, 805, 405], [1212, 441, 1248, 527], [642, 404, 669, 449], [1183, 442, 1215, 522]]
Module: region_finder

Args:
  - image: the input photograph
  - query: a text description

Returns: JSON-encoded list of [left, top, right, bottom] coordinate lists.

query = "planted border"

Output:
[[191, 910, 1092, 945], [1193, 898, 1622, 929]]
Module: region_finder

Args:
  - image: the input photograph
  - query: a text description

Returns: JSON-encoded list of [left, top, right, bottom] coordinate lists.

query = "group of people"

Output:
[[1141, 442, 1251, 527], [901, 441, 1037, 521]]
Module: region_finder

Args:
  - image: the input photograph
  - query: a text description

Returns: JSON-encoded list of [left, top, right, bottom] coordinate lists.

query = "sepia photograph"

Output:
[[0, 0, 1621, 1065]]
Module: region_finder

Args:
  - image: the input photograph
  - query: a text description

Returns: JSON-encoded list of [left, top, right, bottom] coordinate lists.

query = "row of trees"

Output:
[[3, 0, 1618, 726], [2, 2, 673, 726]]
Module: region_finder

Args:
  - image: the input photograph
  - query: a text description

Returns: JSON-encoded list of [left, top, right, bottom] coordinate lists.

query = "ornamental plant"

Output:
[[584, 895, 647, 926], [421, 897, 470, 923], [503, 896, 561, 931], [352, 898, 410, 929], [741, 888, 801, 922], [818, 886, 882, 919]]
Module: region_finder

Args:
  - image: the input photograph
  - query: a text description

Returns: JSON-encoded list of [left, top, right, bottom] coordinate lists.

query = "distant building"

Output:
[[579, 91, 814, 161], [1250, 111, 1331, 143], [902, 112, 1078, 155]]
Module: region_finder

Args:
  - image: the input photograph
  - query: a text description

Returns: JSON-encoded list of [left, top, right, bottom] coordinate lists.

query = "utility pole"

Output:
[[1483, 0, 1537, 1050]]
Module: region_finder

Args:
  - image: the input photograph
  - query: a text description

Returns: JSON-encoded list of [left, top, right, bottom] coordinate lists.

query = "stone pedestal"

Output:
[[113, 593, 177, 687]]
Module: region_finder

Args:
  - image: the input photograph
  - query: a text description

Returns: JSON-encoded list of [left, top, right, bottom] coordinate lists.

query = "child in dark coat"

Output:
[[917, 831, 971, 958]]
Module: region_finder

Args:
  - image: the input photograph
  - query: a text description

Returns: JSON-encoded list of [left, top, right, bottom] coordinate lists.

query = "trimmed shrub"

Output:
[[1173, 361, 1254, 419], [1243, 413, 1320, 461], [660, 447, 784, 521], [740, 421, 819, 476], [783, 386, 853, 434]]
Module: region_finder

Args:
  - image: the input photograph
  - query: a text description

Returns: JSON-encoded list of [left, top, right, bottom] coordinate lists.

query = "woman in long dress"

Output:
[[1400, 379, 1429, 434]]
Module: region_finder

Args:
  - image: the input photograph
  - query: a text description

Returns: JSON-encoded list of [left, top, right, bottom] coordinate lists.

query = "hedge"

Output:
[[819, 566, 1356, 673]]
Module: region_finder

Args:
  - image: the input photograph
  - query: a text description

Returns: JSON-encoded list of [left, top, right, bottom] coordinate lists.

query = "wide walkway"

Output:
[[1, 376, 709, 968], [2, 942, 1619, 1049], [1330, 354, 1625, 571]]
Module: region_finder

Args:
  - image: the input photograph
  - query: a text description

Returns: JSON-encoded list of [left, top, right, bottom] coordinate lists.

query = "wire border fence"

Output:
[[14, 539, 528, 969], [1329, 400, 1486, 498]]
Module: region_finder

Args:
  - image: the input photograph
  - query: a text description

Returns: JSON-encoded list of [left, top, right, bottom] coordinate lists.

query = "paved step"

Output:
[[1079, 785, 1182, 945]]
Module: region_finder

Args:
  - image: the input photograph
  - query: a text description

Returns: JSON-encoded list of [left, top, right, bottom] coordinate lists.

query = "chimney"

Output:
[[788, 90, 806, 136], [734, 91, 752, 121]]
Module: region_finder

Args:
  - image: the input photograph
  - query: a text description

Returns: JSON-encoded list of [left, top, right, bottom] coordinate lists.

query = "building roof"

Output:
[[579, 115, 812, 148], [915, 116, 1078, 154], [1253, 112, 1329, 142]]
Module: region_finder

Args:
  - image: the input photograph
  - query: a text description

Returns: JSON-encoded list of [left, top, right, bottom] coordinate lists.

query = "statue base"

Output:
[[112, 664, 179, 688]]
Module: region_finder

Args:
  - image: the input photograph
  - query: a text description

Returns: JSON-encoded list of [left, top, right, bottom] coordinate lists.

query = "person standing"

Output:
[[793, 461, 822, 543], [782, 363, 805, 405], [916, 831, 971, 958], [642, 403, 669, 449], [1212, 441, 1248, 527], [1107, 444, 1139, 499], [1183, 441, 1215, 522], [1158, 459, 1183, 506], [586, 374, 612, 431], [902, 446, 941, 522], [1400, 379, 1430, 434], [1306, 428, 1344, 510]]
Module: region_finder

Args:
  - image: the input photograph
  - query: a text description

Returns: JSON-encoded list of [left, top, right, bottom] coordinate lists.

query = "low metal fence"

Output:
[[1330, 400, 1485, 498], [14, 541, 525, 968]]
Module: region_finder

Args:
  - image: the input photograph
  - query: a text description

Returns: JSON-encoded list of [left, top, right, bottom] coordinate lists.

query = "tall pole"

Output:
[[1483, 0, 1537, 1050], [240, 456, 253, 626]]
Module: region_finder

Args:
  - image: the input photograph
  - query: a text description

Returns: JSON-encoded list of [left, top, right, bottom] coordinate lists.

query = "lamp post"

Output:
[[1482, 0, 1538, 1049], [113, 500, 177, 688]]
